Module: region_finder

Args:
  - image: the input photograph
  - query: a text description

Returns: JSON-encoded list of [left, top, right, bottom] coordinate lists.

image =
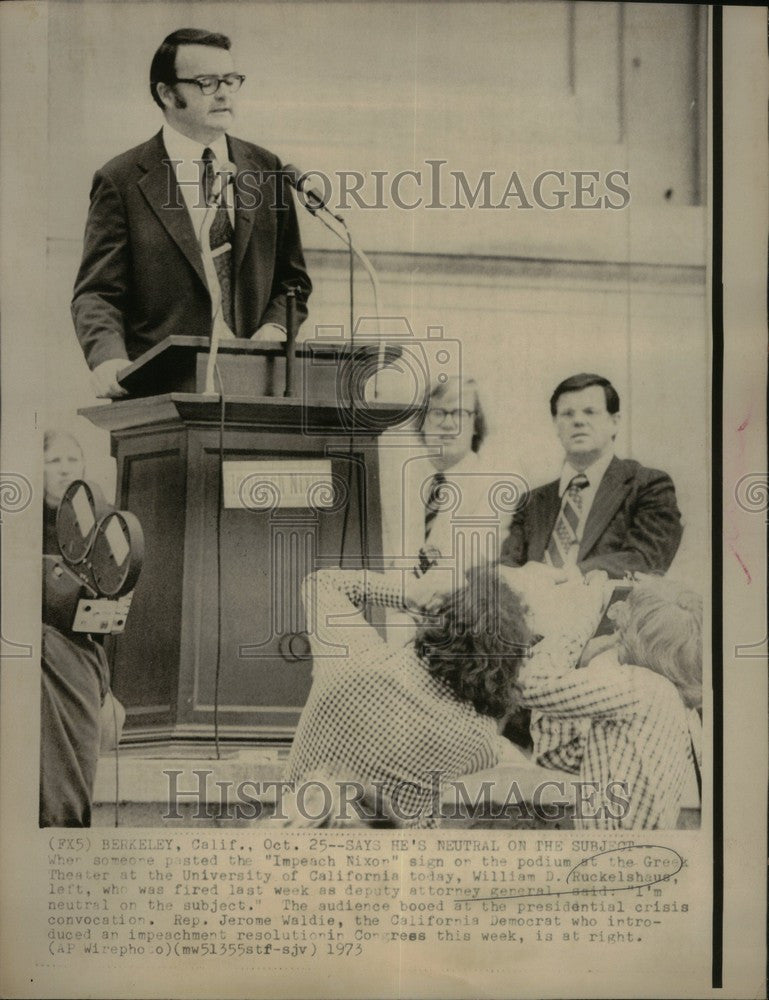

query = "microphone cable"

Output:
[[311, 211, 361, 569], [213, 361, 226, 761], [340, 224, 358, 565], [106, 686, 121, 826]]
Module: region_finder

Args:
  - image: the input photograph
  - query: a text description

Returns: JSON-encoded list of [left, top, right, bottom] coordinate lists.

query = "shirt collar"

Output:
[[558, 449, 614, 496], [426, 449, 479, 477], [162, 123, 229, 167]]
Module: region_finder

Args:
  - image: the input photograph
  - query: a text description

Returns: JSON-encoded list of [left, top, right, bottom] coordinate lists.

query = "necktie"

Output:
[[545, 473, 589, 568], [424, 471, 446, 541], [202, 147, 235, 333]]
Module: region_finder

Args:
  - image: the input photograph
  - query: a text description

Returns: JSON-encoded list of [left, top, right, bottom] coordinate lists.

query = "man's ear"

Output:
[[610, 411, 621, 438], [155, 82, 178, 111]]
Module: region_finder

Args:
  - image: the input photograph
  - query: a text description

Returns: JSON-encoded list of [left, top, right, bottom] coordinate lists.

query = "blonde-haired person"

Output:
[[514, 575, 702, 830], [43, 431, 85, 554], [614, 580, 701, 713], [382, 374, 516, 646], [412, 375, 492, 574], [40, 430, 124, 826]]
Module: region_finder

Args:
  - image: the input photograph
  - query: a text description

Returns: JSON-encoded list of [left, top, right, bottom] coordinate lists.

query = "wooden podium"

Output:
[[80, 338, 410, 744]]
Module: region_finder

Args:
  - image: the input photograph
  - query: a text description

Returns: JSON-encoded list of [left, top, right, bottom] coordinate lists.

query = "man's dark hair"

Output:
[[549, 373, 620, 417], [414, 567, 531, 718], [149, 28, 231, 109]]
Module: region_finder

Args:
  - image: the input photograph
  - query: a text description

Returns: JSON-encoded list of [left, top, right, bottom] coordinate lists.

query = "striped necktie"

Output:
[[545, 473, 589, 568], [202, 147, 235, 333], [424, 471, 446, 541]]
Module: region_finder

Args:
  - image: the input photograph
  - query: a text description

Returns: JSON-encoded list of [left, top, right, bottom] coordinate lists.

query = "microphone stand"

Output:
[[308, 208, 386, 398], [302, 201, 388, 569], [283, 288, 297, 397]]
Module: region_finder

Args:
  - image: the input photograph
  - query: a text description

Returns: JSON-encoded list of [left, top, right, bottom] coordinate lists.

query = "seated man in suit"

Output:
[[501, 373, 683, 580], [72, 27, 311, 399], [382, 375, 501, 643], [383, 374, 514, 602], [415, 375, 496, 575]]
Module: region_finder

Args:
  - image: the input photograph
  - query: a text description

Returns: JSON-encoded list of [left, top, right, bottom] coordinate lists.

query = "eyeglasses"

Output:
[[174, 73, 246, 95], [426, 407, 474, 426]]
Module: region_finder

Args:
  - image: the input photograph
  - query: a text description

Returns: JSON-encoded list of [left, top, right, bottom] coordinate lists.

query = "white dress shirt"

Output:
[[382, 447, 517, 645], [162, 125, 237, 338], [161, 124, 235, 237]]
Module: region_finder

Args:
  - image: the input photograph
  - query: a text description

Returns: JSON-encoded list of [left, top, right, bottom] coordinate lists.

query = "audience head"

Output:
[[43, 431, 85, 508], [611, 578, 702, 710], [420, 375, 487, 471], [414, 566, 532, 718], [549, 373, 620, 469]]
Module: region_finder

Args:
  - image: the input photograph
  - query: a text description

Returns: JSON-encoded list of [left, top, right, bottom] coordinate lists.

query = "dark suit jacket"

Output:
[[71, 131, 312, 369], [500, 456, 683, 578]]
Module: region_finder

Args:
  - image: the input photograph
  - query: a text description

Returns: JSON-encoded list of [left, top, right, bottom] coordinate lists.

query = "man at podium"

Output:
[[71, 27, 312, 399]]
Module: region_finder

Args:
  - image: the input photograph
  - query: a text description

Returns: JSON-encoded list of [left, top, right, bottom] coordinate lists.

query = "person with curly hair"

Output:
[[287, 565, 597, 827], [516, 575, 702, 829]]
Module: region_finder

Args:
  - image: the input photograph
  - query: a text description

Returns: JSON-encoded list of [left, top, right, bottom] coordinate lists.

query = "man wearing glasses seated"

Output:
[[411, 375, 513, 576], [379, 375, 499, 642], [72, 28, 312, 398], [382, 373, 517, 643]]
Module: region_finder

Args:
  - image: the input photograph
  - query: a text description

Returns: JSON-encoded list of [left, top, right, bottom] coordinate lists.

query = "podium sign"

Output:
[[221, 459, 334, 509]]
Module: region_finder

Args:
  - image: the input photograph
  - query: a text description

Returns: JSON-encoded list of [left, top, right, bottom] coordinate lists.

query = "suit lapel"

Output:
[[229, 137, 257, 274], [136, 132, 208, 290], [579, 456, 631, 559], [532, 481, 561, 559], [228, 136, 277, 277]]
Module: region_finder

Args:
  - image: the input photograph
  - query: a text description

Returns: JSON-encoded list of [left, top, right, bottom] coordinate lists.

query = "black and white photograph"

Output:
[[0, 2, 766, 998]]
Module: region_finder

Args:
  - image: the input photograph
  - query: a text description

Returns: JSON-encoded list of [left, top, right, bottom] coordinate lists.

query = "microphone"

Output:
[[283, 163, 343, 222]]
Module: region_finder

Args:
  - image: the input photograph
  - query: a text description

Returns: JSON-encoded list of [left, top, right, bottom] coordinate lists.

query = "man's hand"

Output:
[[586, 570, 620, 610], [91, 359, 129, 399], [404, 571, 455, 616], [251, 324, 287, 342]]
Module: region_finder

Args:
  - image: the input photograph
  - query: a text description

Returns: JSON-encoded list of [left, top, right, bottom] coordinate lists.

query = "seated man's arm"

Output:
[[529, 714, 587, 773], [71, 170, 131, 391], [578, 469, 683, 578], [512, 576, 607, 769], [516, 574, 643, 721], [523, 657, 645, 772], [518, 655, 643, 719]]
